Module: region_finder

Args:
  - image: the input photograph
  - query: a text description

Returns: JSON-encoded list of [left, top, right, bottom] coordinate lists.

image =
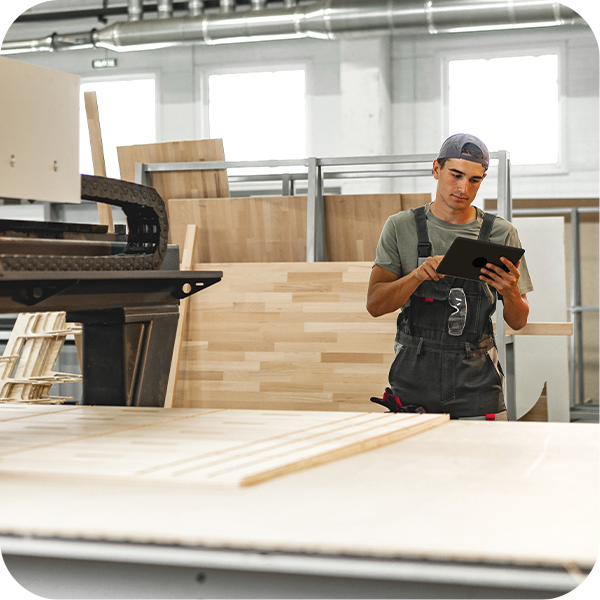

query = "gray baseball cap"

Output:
[[437, 133, 489, 170]]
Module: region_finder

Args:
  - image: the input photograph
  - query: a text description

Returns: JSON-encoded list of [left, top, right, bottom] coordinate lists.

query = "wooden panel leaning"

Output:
[[117, 139, 230, 235], [168, 193, 430, 263], [174, 262, 398, 412]]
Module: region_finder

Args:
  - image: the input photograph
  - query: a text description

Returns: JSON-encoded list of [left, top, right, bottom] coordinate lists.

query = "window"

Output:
[[79, 78, 156, 179], [448, 54, 559, 165], [208, 70, 305, 163]]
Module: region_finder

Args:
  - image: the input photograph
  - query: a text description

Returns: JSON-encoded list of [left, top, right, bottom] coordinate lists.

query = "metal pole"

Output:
[[495, 151, 516, 420], [570, 207, 584, 405], [282, 173, 291, 196], [134, 163, 151, 187], [306, 157, 318, 262]]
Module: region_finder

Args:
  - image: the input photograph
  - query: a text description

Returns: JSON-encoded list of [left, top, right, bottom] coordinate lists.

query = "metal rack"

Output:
[[489, 204, 599, 417], [135, 152, 599, 419]]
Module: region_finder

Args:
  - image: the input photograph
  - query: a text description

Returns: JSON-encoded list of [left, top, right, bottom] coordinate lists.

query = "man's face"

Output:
[[432, 158, 487, 213]]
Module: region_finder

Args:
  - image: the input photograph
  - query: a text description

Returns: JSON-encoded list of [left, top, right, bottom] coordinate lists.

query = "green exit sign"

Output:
[[92, 58, 118, 69]]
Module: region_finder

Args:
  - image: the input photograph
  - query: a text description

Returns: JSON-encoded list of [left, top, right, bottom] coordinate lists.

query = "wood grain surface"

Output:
[[175, 262, 397, 411], [168, 193, 430, 263], [0, 405, 447, 487], [0, 408, 596, 569], [117, 140, 230, 233]]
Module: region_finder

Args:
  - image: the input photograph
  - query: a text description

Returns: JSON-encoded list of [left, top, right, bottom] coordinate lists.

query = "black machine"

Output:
[[0, 175, 222, 407]]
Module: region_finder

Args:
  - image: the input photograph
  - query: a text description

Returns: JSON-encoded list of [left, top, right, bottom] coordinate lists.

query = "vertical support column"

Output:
[[570, 207, 584, 406], [306, 157, 325, 262], [496, 151, 516, 420], [340, 36, 392, 194], [134, 163, 151, 187]]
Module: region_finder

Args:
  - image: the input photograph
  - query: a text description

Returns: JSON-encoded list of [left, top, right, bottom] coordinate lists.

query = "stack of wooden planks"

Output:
[[168, 192, 430, 263], [175, 261, 397, 412], [0, 404, 448, 487]]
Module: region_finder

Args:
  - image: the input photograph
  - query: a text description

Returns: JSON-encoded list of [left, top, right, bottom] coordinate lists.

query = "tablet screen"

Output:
[[436, 237, 525, 282]]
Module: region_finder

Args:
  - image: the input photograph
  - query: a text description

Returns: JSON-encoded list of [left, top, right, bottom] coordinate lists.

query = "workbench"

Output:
[[0, 404, 597, 599]]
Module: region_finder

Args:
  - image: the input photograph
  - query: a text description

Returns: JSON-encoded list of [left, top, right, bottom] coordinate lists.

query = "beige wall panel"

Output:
[[175, 262, 397, 411], [168, 193, 430, 263], [0, 58, 80, 204]]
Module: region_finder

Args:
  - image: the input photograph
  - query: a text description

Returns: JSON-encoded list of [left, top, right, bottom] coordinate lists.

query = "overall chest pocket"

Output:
[[410, 280, 485, 336]]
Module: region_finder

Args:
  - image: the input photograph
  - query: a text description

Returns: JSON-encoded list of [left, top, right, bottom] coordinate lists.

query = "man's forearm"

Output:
[[502, 293, 529, 330], [367, 271, 421, 317]]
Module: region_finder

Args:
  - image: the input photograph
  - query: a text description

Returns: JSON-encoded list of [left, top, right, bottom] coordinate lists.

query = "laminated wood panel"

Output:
[[168, 196, 307, 263], [0, 405, 448, 487], [168, 193, 430, 263], [117, 139, 230, 241], [324, 192, 430, 261], [175, 262, 398, 411]]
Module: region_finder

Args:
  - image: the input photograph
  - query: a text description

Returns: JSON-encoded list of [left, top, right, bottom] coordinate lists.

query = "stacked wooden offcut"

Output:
[[116, 139, 429, 412]]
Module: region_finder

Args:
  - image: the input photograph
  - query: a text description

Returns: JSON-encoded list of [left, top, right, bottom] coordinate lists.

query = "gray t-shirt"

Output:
[[373, 203, 533, 308]]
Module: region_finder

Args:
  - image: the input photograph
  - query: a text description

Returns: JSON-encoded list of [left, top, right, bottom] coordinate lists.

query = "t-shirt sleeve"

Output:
[[373, 217, 403, 278], [505, 227, 534, 295]]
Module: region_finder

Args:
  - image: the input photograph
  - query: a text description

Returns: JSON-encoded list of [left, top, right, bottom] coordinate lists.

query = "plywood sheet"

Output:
[[117, 140, 230, 224], [176, 262, 397, 411], [0, 57, 80, 204], [325, 193, 430, 261], [168, 193, 430, 263], [0, 416, 596, 569], [168, 196, 307, 263], [0, 405, 447, 487]]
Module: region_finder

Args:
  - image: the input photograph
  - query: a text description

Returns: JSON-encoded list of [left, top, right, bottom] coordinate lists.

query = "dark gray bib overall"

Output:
[[388, 206, 506, 419]]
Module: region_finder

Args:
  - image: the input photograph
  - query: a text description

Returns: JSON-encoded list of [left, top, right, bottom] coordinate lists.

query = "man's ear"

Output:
[[432, 160, 441, 180]]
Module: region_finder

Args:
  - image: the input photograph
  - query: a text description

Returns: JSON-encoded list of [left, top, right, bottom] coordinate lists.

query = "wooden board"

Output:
[[176, 262, 398, 411], [0, 405, 447, 487], [168, 193, 430, 263], [168, 196, 307, 263], [83, 91, 114, 231], [0, 414, 596, 569], [117, 139, 230, 225], [324, 193, 430, 261]]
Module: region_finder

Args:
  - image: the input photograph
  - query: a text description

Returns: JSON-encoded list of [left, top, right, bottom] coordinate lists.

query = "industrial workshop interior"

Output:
[[0, 0, 598, 598]]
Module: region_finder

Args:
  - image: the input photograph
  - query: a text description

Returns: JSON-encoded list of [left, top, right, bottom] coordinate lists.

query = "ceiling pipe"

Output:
[[220, 0, 235, 14], [1, 0, 584, 55], [188, 0, 204, 18], [127, 0, 144, 22], [157, 0, 174, 19]]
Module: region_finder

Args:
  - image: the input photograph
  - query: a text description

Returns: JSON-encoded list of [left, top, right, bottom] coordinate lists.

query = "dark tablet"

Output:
[[436, 237, 525, 282]]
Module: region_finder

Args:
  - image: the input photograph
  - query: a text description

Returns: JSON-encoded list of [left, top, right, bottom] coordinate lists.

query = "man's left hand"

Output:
[[479, 257, 521, 298]]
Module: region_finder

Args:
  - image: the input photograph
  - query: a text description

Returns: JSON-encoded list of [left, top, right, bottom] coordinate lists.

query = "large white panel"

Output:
[[0, 57, 80, 204], [512, 217, 570, 421]]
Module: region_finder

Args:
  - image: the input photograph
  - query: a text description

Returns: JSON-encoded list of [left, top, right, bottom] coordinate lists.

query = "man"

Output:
[[367, 133, 533, 420]]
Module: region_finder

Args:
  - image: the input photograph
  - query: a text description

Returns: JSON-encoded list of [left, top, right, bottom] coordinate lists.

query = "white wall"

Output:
[[4, 18, 598, 203]]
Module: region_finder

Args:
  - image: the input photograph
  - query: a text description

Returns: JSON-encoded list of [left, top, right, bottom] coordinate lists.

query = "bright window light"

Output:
[[209, 70, 305, 165], [449, 54, 559, 165], [79, 78, 156, 178]]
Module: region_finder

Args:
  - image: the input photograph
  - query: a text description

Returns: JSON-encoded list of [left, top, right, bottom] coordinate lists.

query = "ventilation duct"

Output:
[[1, 0, 583, 55]]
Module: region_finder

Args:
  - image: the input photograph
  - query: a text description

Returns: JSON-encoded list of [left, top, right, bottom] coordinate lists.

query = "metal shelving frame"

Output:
[[134, 152, 597, 419]]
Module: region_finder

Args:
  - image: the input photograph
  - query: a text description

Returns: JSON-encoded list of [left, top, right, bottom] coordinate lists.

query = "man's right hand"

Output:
[[413, 255, 445, 283], [367, 256, 444, 318]]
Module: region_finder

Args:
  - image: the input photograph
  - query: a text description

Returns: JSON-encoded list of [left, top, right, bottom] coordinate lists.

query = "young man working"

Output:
[[367, 133, 533, 420]]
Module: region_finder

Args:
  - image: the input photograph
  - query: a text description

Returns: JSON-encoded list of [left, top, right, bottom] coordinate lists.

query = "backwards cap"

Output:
[[437, 133, 489, 170]]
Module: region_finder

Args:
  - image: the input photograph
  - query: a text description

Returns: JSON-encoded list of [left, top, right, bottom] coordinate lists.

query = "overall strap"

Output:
[[478, 212, 496, 242], [414, 206, 432, 266]]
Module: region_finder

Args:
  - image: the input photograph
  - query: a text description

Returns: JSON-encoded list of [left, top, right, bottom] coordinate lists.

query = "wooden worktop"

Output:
[[0, 405, 597, 571]]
